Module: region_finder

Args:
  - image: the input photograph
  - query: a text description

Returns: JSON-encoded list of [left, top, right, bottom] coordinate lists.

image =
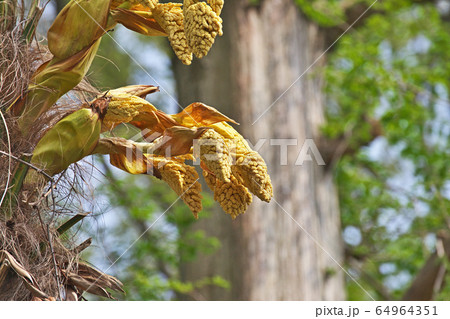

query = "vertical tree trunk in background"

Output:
[[174, 0, 344, 300]]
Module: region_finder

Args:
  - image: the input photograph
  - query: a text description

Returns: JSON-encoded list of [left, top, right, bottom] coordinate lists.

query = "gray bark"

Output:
[[174, 0, 344, 300]]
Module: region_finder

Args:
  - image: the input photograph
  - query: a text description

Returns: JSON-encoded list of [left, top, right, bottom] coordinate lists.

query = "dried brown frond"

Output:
[[0, 9, 117, 301], [0, 206, 74, 300]]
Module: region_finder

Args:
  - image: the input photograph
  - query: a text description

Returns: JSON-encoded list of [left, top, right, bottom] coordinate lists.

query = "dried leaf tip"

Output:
[[111, 0, 158, 10]]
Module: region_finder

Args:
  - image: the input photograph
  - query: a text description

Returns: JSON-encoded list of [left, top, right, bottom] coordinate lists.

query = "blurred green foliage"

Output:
[[323, 3, 450, 300], [295, 0, 438, 27], [95, 165, 225, 300], [89, 34, 134, 90]]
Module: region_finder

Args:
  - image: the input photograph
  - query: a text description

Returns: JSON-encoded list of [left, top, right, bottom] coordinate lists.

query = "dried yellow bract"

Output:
[[203, 171, 252, 220], [153, 3, 193, 65], [209, 122, 252, 155], [111, 0, 158, 10], [153, 156, 203, 217], [184, 1, 223, 58], [198, 129, 231, 182], [103, 93, 157, 130], [232, 151, 273, 203]]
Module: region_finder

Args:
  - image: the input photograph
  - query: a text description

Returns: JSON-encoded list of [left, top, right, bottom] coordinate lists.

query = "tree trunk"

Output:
[[174, 0, 344, 300]]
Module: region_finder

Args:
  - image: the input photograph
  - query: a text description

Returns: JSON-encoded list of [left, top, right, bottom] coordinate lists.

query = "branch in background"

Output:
[[323, 0, 439, 47], [323, 1, 381, 48], [402, 230, 450, 300], [348, 256, 393, 301], [72, 238, 92, 255], [317, 117, 383, 166], [346, 231, 450, 301]]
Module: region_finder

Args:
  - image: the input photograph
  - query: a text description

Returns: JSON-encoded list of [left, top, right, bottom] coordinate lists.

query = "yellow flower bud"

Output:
[[203, 171, 252, 219], [232, 151, 273, 203], [102, 93, 157, 130], [103, 85, 159, 99], [184, 1, 223, 58], [153, 3, 193, 65], [152, 156, 203, 218], [198, 129, 232, 183], [207, 0, 224, 15]]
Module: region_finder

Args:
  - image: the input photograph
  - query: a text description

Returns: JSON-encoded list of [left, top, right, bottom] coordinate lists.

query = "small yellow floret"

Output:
[[232, 151, 273, 202], [207, 0, 224, 15], [198, 129, 231, 182], [103, 93, 157, 130], [203, 171, 252, 219], [153, 3, 193, 65], [153, 156, 203, 217], [184, 1, 223, 58]]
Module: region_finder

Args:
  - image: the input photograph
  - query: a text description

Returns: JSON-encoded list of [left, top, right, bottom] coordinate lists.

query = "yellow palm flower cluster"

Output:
[[110, 0, 224, 65], [83, 86, 273, 218], [153, 3, 193, 65], [195, 122, 273, 217], [204, 172, 252, 219], [152, 156, 203, 218], [210, 122, 273, 202], [183, 0, 223, 58], [91, 89, 273, 218], [197, 129, 232, 182], [32, 84, 272, 219]]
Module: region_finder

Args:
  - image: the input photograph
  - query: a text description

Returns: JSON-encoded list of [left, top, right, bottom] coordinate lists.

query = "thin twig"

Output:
[[0, 110, 12, 207], [0, 150, 52, 180]]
